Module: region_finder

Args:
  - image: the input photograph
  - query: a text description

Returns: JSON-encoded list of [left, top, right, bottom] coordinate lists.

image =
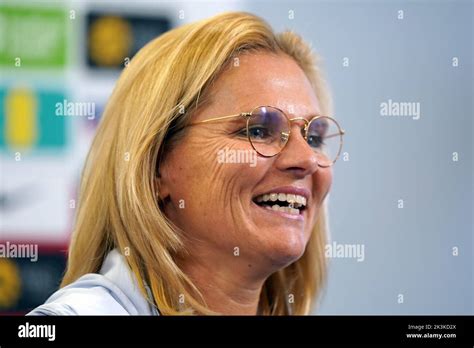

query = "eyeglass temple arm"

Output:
[[323, 130, 345, 139], [189, 113, 249, 126]]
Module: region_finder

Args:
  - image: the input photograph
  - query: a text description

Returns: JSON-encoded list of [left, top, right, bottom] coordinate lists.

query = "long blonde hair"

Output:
[[62, 11, 332, 315]]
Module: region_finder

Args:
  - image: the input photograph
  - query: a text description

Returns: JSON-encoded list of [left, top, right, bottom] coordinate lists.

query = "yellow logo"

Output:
[[5, 88, 38, 149], [89, 16, 132, 67], [0, 258, 21, 309]]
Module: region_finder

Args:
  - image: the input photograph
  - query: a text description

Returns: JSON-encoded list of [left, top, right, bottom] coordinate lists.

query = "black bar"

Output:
[[0, 316, 472, 346]]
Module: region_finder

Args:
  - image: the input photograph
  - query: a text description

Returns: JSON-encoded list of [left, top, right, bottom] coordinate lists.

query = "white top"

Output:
[[28, 249, 160, 315]]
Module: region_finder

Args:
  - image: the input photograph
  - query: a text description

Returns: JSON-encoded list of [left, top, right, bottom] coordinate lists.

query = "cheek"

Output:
[[164, 133, 259, 229], [309, 168, 333, 226], [318, 167, 333, 200]]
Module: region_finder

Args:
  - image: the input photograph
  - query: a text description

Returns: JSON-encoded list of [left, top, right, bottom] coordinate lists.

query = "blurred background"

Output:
[[0, 0, 472, 315]]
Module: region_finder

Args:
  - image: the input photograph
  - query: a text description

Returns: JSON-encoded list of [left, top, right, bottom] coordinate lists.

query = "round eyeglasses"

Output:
[[189, 105, 345, 167]]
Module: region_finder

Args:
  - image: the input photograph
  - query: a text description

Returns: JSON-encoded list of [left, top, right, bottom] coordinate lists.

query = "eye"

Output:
[[307, 134, 324, 149], [238, 125, 271, 140]]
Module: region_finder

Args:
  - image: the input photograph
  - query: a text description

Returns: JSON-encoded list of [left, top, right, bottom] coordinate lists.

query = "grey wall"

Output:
[[244, 0, 473, 314]]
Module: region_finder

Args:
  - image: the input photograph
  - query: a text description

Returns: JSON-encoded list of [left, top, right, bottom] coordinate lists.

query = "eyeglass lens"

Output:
[[246, 106, 342, 166]]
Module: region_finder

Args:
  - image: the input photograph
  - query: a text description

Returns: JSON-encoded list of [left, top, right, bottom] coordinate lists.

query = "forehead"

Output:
[[206, 52, 322, 118]]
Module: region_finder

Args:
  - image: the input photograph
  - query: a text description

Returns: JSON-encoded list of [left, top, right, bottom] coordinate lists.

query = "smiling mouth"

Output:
[[253, 193, 307, 216]]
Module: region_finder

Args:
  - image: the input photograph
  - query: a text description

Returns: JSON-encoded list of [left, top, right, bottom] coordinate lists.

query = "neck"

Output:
[[177, 250, 269, 315]]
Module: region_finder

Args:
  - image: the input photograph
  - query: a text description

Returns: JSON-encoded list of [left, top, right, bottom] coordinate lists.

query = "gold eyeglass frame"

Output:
[[189, 105, 345, 167]]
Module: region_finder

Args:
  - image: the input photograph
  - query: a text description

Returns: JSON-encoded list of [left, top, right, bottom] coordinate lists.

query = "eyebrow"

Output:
[[287, 109, 322, 119]]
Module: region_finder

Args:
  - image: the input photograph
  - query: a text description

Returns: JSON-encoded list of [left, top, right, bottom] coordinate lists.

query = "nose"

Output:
[[274, 122, 320, 178]]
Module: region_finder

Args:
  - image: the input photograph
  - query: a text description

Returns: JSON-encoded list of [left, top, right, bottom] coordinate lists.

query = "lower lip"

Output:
[[252, 201, 305, 222]]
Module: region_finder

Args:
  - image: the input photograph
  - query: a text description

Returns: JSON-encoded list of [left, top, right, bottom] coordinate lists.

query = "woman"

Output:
[[29, 11, 344, 315]]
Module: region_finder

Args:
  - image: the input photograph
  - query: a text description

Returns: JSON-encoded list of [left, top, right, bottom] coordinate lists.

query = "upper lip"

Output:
[[252, 186, 310, 204]]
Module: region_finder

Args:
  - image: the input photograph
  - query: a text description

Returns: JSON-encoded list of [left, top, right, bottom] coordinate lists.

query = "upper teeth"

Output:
[[255, 193, 307, 207]]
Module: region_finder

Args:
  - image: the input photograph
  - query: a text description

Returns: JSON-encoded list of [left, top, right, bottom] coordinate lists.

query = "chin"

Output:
[[260, 228, 309, 269]]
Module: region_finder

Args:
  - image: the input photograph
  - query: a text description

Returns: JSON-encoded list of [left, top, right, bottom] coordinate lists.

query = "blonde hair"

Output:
[[62, 11, 331, 315]]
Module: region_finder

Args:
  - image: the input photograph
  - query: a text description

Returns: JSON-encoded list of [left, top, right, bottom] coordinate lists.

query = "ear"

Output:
[[154, 167, 171, 203]]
